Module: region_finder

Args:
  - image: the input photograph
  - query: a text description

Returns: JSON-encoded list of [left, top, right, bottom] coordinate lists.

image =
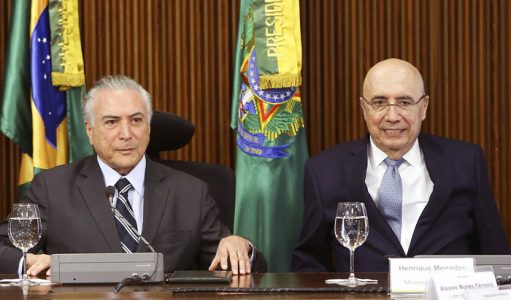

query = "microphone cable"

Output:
[[112, 253, 162, 293], [113, 273, 151, 293]]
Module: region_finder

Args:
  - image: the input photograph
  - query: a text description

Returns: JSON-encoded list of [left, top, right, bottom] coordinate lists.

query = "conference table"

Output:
[[0, 272, 398, 299]]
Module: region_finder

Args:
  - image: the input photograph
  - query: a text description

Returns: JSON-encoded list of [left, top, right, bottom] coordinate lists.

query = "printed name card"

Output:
[[424, 270, 498, 300], [389, 258, 474, 295]]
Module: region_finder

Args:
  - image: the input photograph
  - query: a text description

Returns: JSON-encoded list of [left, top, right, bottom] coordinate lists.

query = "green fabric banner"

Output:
[[0, 0, 31, 154], [66, 86, 92, 163], [231, 0, 308, 272]]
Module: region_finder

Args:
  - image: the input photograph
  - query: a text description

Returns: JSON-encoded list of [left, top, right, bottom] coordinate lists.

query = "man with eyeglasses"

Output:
[[292, 58, 510, 272]]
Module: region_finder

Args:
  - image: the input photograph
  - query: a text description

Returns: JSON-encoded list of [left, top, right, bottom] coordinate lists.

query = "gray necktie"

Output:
[[378, 158, 404, 240], [114, 177, 139, 252]]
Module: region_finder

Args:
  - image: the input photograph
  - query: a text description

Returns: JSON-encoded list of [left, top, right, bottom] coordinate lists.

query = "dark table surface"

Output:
[[0, 272, 396, 299]]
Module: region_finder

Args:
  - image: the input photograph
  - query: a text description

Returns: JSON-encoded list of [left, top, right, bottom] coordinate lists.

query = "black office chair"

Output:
[[147, 111, 235, 232]]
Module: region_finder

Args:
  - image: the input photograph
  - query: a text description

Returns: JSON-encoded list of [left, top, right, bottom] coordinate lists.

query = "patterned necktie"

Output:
[[114, 177, 139, 252], [378, 158, 404, 241]]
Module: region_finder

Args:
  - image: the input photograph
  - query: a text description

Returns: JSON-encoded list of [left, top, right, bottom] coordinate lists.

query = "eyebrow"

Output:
[[128, 112, 145, 119], [396, 95, 414, 100], [101, 112, 145, 120], [370, 95, 414, 101]]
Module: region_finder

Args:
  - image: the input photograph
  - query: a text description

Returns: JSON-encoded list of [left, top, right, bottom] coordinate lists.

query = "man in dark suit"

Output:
[[293, 58, 510, 272], [0, 75, 256, 275]]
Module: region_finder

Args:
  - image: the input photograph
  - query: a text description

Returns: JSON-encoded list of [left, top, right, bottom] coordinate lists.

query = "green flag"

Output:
[[0, 0, 31, 154], [231, 0, 308, 272], [0, 0, 92, 193], [66, 86, 92, 162], [48, 0, 91, 163]]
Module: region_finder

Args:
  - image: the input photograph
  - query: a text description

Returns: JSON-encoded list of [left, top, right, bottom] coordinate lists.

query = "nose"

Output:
[[118, 121, 132, 139], [384, 104, 401, 121]]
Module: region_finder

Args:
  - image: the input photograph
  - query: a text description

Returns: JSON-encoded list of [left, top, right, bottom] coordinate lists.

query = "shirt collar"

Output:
[[368, 136, 421, 168], [97, 155, 146, 195]]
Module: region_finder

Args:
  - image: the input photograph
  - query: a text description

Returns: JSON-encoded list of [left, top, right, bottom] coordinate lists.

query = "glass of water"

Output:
[[328, 202, 377, 286], [8, 203, 42, 286]]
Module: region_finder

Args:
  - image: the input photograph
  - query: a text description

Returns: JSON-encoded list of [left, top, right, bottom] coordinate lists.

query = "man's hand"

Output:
[[26, 253, 51, 276], [208, 235, 252, 275]]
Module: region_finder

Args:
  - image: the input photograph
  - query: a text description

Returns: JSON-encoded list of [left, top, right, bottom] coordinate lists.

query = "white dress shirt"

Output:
[[97, 155, 146, 234], [365, 137, 434, 253]]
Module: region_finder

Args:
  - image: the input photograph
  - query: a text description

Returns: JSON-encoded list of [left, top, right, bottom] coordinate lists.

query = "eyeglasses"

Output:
[[361, 94, 427, 113]]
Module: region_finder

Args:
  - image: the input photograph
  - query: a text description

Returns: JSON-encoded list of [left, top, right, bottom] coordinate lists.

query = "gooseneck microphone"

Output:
[[104, 186, 156, 253]]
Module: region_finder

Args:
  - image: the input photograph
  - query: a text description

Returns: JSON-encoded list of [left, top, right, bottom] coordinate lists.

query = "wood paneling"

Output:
[[79, 0, 240, 164], [0, 0, 510, 245], [0, 0, 18, 217]]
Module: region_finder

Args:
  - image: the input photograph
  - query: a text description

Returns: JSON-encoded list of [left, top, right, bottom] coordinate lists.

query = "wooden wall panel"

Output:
[[80, 0, 239, 165], [0, 0, 510, 245], [491, 0, 511, 239], [0, 0, 18, 218]]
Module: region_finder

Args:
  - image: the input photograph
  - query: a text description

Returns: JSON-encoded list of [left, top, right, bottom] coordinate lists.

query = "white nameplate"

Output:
[[425, 270, 498, 300], [389, 257, 474, 295]]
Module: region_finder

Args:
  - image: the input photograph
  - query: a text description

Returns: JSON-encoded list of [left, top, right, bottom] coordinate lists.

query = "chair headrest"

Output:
[[147, 111, 195, 156]]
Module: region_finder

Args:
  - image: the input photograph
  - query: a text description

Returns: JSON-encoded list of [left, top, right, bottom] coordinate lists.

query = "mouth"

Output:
[[382, 129, 405, 135], [117, 147, 136, 155]]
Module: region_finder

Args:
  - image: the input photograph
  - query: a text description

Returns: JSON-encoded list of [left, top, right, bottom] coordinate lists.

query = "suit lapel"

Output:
[[77, 156, 123, 252], [344, 138, 405, 255], [141, 159, 169, 246], [408, 134, 453, 254]]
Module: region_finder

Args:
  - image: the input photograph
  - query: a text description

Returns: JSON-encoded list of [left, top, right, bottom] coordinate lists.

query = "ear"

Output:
[[85, 121, 94, 145], [421, 95, 429, 121], [360, 97, 368, 121]]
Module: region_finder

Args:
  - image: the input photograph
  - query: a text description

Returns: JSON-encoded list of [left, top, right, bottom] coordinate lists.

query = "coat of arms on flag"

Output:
[[235, 2, 304, 159]]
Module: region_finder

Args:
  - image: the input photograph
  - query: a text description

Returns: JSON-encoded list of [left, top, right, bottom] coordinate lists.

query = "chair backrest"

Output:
[[154, 160, 235, 232], [147, 111, 235, 232], [146, 111, 195, 156]]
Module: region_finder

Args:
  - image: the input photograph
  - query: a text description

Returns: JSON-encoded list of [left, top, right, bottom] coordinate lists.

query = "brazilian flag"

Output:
[[0, 0, 92, 196]]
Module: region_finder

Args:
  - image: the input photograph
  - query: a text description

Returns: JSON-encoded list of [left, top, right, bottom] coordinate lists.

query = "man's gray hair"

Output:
[[82, 75, 153, 127]]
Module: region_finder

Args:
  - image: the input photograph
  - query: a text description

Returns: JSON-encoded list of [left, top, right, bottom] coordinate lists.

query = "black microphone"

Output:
[[105, 185, 116, 203], [104, 186, 156, 253]]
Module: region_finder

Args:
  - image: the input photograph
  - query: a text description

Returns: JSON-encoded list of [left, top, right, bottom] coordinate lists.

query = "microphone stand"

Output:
[[109, 207, 156, 253], [105, 186, 160, 293]]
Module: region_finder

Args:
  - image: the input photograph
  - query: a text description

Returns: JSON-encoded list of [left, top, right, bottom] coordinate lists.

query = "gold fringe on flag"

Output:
[[259, 73, 302, 90], [49, 0, 85, 90]]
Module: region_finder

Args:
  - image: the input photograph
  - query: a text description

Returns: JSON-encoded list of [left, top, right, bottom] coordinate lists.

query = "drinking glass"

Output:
[[8, 203, 42, 286], [327, 202, 377, 286]]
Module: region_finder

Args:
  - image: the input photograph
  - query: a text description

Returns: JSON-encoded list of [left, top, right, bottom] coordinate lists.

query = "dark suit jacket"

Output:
[[0, 156, 230, 273], [292, 134, 510, 272]]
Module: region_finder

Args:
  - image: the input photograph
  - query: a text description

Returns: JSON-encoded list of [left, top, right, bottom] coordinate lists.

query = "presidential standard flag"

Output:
[[0, 0, 92, 194], [231, 0, 308, 272]]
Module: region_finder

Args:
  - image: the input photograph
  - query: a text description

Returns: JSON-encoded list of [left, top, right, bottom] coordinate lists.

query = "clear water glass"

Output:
[[326, 202, 377, 286], [8, 203, 42, 286]]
